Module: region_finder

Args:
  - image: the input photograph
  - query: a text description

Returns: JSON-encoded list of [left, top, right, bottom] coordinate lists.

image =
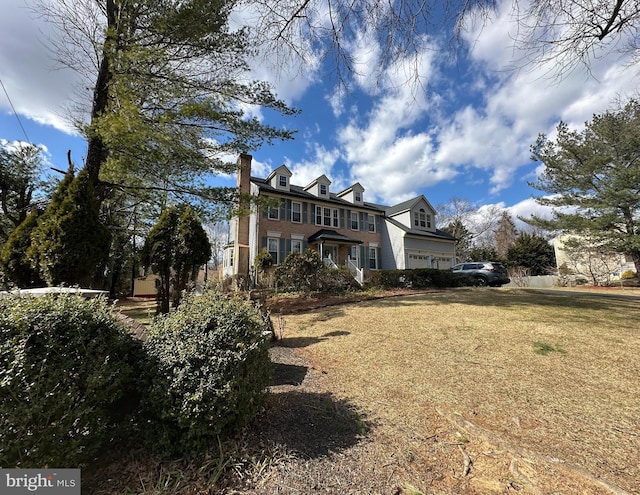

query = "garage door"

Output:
[[408, 253, 431, 269]]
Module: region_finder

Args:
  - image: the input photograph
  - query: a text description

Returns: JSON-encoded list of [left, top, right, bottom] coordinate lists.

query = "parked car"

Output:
[[451, 261, 510, 287]]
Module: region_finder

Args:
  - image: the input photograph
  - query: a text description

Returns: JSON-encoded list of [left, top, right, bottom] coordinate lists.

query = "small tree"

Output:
[[143, 205, 211, 313], [275, 249, 324, 292], [172, 207, 211, 307], [0, 209, 44, 288], [28, 168, 111, 287], [507, 233, 556, 276], [252, 248, 273, 288]]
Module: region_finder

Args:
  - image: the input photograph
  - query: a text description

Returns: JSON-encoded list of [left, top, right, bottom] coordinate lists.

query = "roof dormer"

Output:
[[265, 164, 293, 191], [303, 175, 331, 198], [337, 183, 365, 205]]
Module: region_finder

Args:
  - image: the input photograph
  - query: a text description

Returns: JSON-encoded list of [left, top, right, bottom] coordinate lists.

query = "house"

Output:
[[553, 233, 636, 284], [223, 154, 456, 284]]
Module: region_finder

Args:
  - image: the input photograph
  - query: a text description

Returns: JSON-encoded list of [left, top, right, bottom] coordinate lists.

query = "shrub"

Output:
[[143, 289, 272, 456], [365, 268, 468, 289], [274, 249, 324, 292], [621, 270, 637, 279], [0, 294, 146, 467]]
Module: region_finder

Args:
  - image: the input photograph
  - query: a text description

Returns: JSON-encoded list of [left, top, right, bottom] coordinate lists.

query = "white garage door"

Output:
[[408, 253, 431, 269]]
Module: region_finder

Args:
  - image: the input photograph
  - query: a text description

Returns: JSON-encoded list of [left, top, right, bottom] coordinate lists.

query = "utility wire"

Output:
[[0, 77, 32, 144]]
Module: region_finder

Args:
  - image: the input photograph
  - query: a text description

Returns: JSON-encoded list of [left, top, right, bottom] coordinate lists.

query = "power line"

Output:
[[0, 77, 32, 144]]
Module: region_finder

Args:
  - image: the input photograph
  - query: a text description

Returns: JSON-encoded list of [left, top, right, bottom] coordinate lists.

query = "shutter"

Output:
[[339, 208, 345, 229], [360, 246, 367, 269], [261, 236, 267, 249], [360, 212, 366, 231], [346, 209, 351, 229], [280, 200, 286, 221], [262, 208, 268, 218], [286, 199, 292, 222], [303, 240, 308, 251], [279, 238, 285, 265], [302, 202, 308, 223], [285, 238, 291, 256]]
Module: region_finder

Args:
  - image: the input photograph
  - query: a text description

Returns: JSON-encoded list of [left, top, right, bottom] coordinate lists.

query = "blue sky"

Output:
[[1, 0, 638, 229]]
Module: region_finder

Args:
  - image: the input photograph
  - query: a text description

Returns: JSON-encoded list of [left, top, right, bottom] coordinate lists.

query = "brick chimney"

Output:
[[234, 154, 252, 278]]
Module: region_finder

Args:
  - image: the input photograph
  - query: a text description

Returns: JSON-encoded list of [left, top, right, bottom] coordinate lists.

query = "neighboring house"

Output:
[[223, 154, 456, 284], [553, 233, 636, 284]]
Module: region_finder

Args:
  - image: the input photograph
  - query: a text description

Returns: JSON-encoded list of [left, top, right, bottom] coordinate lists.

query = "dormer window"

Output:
[[320, 184, 328, 196], [355, 191, 362, 202], [279, 175, 287, 187]]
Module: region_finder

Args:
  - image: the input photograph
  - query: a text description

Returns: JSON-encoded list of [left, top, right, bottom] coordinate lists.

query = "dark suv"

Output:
[[451, 261, 510, 287]]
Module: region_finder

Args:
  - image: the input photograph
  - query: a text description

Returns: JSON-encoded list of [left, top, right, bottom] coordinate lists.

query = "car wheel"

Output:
[[475, 276, 488, 287]]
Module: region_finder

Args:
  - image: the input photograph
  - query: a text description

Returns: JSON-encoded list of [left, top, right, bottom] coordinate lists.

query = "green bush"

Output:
[[365, 268, 469, 289], [143, 289, 272, 456], [0, 294, 146, 467], [621, 270, 637, 279], [274, 249, 360, 294]]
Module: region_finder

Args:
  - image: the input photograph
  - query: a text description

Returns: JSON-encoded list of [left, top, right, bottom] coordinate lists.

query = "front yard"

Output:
[[90, 288, 639, 494], [256, 288, 640, 494]]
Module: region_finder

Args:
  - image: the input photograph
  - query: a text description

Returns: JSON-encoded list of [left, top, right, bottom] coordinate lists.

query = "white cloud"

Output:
[[284, 144, 342, 190], [0, 0, 84, 135]]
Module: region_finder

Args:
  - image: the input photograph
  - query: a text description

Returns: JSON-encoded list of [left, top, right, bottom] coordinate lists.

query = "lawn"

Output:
[[88, 288, 639, 494], [264, 288, 640, 494]]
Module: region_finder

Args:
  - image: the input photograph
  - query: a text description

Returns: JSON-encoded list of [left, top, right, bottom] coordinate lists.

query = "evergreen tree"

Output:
[[507, 233, 556, 276], [0, 209, 44, 288], [173, 206, 211, 307], [468, 246, 499, 262], [0, 142, 44, 244], [143, 205, 210, 313], [37, 0, 296, 209], [28, 168, 111, 286], [443, 219, 473, 261], [527, 99, 640, 273]]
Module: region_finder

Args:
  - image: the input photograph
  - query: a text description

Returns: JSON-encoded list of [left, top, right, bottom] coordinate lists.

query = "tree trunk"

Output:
[[84, 0, 117, 204]]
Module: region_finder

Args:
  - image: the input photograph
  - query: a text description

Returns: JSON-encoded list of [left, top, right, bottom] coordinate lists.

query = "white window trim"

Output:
[[291, 201, 301, 223], [315, 205, 338, 227], [291, 239, 303, 254], [350, 211, 359, 230], [267, 237, 279, 264]]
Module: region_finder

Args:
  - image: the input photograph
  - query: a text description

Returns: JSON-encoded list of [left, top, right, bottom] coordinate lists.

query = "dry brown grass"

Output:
[[272, 288, 640, 494], [86, 288, 639, 494]]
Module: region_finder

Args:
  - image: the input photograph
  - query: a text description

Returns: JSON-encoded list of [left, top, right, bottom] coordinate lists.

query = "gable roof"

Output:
[[385, 217, 456, 241], [385, 195, 436, 217], [265, 164, 292, 182], [251, 176, 385, 212]]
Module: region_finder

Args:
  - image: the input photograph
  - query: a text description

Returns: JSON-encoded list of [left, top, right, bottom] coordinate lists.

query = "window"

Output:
[[291, 239, 303, 254], [316, 205, 338, 227], [369, 247, 379, 269], [323, 207, 332, 226], [414, 208, 430, 229], [319, 184, 327, 195], [368, 214, 375, 232], [278, 175, 287, 187], [291, 202, 301, 223], [268, 203, 279, 220], [268, 238, 279, 264], [355, 191, 362, 202], [350, 211, 359, 230]]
